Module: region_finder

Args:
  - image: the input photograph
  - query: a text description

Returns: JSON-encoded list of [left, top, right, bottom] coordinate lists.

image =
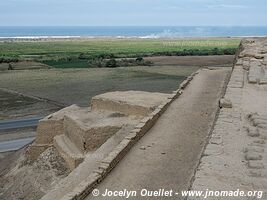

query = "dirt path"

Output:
[[85, 68, 230, 200], [145, 55, 235, 66]]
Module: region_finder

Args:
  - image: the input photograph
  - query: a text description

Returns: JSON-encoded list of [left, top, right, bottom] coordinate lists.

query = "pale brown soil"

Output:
[[0, 61, 50, 71], [0, 147, 69, 200], [145, 55, 235, 66]]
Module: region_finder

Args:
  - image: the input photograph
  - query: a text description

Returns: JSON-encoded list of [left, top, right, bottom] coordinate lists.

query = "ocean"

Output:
[[0, 26, 267, 38]]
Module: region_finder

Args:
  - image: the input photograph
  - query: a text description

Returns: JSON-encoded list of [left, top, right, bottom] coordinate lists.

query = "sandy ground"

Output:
[[0, 61, 50, 71], [86, 68, 230, 200], [0, 147, 70, 200], [145, 55, 234, 66], [0, 129, 35, 143]]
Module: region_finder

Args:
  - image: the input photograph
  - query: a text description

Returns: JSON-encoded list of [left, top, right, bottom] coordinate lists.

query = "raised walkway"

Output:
[[85, 68, 230, 200]]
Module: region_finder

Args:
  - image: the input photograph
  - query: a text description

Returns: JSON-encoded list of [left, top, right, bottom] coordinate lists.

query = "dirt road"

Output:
[[85, 68, 230, 200]]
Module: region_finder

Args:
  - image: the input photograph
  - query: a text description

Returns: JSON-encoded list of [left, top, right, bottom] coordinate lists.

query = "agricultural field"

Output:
[[0, 66, 198, 107], [0, 39, 236, 182], [0, 39, 237, 119], [0, 38, 240, 68]]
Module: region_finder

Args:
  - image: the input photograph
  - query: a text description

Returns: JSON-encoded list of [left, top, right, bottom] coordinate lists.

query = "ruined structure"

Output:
[[27, 91, 171, 170], [190, 38, 267, 199]]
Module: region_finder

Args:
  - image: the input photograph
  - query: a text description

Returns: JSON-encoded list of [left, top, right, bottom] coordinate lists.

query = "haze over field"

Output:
[[0, 0, 267, 26]]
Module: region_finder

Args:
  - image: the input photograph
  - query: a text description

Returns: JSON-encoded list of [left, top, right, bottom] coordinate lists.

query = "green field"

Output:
[[0, 38, 240, 68], [0, 66, 199, 107]]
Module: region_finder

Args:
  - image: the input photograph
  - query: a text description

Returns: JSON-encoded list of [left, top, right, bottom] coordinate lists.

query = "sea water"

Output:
[[0, 26, 267, 38]]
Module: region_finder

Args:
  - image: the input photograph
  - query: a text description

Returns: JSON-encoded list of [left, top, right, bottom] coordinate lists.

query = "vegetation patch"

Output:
[[0, 39, 240, 68], [43, 58, 89, 68]]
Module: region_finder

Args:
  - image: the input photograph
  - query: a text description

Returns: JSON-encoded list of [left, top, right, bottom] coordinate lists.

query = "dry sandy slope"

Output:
[[86, 68, 230, 200], [0, 147, 69, 200]]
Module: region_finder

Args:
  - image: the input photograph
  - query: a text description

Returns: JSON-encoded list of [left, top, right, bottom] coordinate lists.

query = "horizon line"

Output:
[[1, 25, 267, 27]]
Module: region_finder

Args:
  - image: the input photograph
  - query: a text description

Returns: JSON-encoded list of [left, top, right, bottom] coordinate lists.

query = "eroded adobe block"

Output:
[[35, 105, 82, 145], [91, 91, 170, 117]]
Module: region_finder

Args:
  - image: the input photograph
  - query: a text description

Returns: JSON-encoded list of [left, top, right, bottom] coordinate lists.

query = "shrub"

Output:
[[212, 48, 219, 55], [0, 57, 19, 63], [223, 48, 236, 55], [136, 57, 144, 62], [105, 58, 117, 68], [8, 63, 14, 70], [78, 53, 88, 60]]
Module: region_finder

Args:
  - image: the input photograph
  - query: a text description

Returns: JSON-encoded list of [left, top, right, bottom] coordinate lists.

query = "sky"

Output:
[[0, 0, 267, 26]]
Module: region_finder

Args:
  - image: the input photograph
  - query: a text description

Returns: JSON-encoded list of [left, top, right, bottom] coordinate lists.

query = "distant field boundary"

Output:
[[0, 38, 240, 68]]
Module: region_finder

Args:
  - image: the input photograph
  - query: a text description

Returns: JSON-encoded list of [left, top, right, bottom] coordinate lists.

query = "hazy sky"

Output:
[[0, 0, 266, 26]]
